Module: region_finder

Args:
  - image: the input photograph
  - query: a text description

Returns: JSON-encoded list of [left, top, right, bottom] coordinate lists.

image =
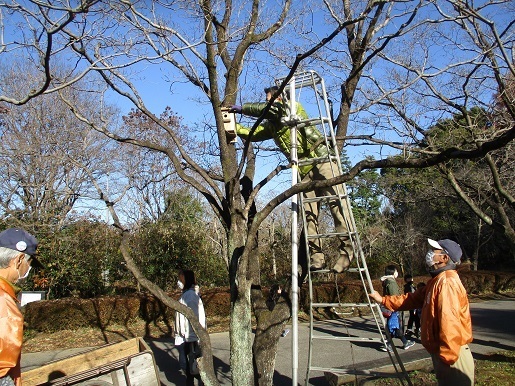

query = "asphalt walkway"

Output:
[[21, 298, 515, 385]]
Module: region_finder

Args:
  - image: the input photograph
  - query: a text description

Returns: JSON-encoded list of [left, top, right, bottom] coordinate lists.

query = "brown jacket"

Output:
[[382, 269, 472, 365], [0, 277, 23, 385]]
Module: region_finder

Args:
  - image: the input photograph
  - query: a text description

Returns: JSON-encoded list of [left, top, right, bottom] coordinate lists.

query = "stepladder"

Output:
[[274, 70, 413, 385]]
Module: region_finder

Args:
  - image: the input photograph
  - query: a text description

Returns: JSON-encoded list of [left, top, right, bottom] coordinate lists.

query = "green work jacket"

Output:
[[236, 100, 331, 177]]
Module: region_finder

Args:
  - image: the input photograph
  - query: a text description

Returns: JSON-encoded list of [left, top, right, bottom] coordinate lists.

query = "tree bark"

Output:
[[229, 278, 254, 385], [251, 285, 291, 386]]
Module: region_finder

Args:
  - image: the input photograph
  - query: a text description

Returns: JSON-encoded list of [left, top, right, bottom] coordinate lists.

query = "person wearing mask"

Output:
[[0, 228, 38, 386], [230, 86, 354, 272], [369, 239, 474, 385], [379, 265, 415, 352], [175, 270, 206, 386]]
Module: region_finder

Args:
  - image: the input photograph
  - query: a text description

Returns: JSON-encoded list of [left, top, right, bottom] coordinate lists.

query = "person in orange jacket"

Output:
[[0, 228, 39, 386], [369, 238, 474, 386]]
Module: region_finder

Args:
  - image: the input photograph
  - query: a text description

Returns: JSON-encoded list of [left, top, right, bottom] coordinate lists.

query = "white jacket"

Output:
[[175, 287, 206, 343]]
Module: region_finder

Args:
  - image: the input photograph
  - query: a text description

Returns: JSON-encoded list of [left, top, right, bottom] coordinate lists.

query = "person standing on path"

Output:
[[0, 228, 38, 386], [369, 239, 474, 386], [175, 270, 206, 386], [403, 274, 421, 337]]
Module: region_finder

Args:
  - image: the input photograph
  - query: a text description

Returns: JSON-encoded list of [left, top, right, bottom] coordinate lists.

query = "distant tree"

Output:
[[380, 106, 515, 269], [115, 108, 194, 224], [347, 165, 382, 227], [428, 108, 515, 264], [0, 62, 115, 232], [257, 205, 293, 286], [131, 189, 228, 290]]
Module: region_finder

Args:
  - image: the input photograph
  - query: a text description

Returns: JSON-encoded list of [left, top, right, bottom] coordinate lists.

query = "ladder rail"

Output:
[[277, 70, 412, 386]]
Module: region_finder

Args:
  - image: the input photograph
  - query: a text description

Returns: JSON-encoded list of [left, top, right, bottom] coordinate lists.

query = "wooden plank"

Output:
[[108, 352, 160, 386], [21, 338, 144, 385], [46, 352, 160, 386]]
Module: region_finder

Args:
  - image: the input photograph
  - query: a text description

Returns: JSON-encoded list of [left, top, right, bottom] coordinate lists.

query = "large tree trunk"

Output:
[[251, 285, 291, 386], [228, 212, 255, 385], [230, 281, 254, 385], [241, 168, 292, 386]]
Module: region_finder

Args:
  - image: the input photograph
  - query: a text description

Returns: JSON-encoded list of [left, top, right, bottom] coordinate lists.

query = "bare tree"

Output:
[[114, 108, 194, 224], [0, 61, 115, 232], [1, 1, 514, 385], [440, 144, 515, 258]]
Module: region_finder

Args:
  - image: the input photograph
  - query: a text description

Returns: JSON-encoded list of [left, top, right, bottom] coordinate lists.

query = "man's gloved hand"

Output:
[[229, 105, 242, 114]]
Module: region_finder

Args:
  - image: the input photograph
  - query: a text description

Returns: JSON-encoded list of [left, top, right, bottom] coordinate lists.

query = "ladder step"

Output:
[[311, 336, 383, 343], [309, 268, 333, 274], [311, 302, 373, 308], [277, 71, 322, 89], [302, 193, 348, 204], [282, 117, 331, 127], [306, 231, 356, 239], [309, 267, 367, 274], [347, 267, 367, 273], [298, 155, 338, 166]]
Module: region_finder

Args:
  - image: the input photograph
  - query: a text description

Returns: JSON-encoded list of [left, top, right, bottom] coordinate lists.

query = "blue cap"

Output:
[[0, 228, 38, 256]]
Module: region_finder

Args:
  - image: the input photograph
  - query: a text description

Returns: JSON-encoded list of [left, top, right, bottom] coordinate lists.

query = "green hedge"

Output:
[[23, 271, 515, 333], [23, 289, 232, 333]]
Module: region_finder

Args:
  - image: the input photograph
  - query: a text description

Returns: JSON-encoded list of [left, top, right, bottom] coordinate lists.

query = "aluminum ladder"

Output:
[[275, 70, 412, 386]]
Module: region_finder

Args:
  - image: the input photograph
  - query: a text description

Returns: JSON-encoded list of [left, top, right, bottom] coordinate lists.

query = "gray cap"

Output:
[[428, 238, 462, 264]]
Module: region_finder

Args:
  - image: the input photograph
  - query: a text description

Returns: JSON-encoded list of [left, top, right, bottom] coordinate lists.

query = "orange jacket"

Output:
[[0, 277, 23, 386], [382, 269, 472, 365]]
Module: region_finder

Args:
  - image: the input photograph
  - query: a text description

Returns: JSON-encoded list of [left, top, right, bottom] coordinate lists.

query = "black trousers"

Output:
[[184, 341, 203, 386], [406, 309, 421, 330]]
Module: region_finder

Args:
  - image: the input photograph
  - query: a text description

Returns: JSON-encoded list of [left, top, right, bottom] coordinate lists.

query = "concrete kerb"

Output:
[[324, 357, 433, 385]]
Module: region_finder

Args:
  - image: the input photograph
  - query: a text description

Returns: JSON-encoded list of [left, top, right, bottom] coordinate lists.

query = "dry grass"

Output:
[[22, 316, 230, 353], [360, 350, 515, 385]]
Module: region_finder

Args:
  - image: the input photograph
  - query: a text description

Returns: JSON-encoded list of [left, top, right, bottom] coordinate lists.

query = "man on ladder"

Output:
[[229, 73, 412, 385], [229, 86, 353, 273]]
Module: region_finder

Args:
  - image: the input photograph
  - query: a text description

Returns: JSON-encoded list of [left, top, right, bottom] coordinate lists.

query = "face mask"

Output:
[[425, 250, 436, 269], [177, 280, 184, 290], [424, 250, 433, 266], [393, 270, 398, 279], [17, 265, 32, 282]]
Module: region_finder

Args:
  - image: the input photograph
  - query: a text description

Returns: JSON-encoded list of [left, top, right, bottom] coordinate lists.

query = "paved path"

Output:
[[22, 298, 515, 385]]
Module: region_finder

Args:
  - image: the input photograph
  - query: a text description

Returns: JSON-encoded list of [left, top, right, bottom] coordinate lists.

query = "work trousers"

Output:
[[431, 345, 475, 386], [302, 161, 354, 261]]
